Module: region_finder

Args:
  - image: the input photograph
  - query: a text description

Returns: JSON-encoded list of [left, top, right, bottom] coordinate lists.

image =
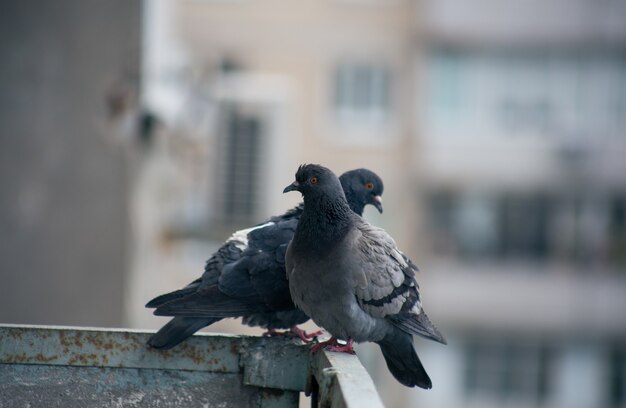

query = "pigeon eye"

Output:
[[365, 182, 374, 190], [310, 176, 318, 185]]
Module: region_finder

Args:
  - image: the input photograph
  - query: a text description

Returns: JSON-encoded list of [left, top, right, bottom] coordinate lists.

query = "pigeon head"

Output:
[[339, 169, 384, 214], [283, 164, 346, 202]]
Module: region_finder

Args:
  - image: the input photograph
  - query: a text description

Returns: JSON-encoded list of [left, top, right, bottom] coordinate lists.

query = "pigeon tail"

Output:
[[390, 311, 447, 345], [377, 330, 432, 389], [153, 290, 260, 318], [146, 281, 200, 308], [147, 316, 219, 349]]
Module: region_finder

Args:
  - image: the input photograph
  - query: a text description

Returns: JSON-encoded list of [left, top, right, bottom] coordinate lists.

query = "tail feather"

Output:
[[390, 311, 447, 345], [147, 316, 219, 349], [153, 291, 259, 318], [377, 330, 432, 389], [146, 285, 199, 308]]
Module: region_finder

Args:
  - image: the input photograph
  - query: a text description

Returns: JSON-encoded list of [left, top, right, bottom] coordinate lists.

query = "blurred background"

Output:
[[1, 0, 626, 407]]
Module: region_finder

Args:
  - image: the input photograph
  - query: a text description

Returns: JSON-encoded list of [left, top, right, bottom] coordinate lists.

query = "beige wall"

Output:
[[172, 0, 421, 249]]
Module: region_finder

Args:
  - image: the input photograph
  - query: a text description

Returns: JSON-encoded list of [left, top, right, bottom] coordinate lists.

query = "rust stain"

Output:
[[9, 328, 24, 340], [67, 353, 101, 366], [230, 342, 240, 355], [3, 328, 246, 374], [155, 349, 172, 358], [59, 331, 70, 348], [4, 352, 28, 364], [3, 352, 58, 365], [33, 353, 57, 363], [182, 346, 205, 365], [74, 333, 83, 347], [84, 333, 98, 346]]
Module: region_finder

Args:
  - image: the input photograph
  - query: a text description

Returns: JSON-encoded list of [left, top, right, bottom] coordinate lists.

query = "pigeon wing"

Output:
[[153, 287, 259, 318], [352, 222, 446, 344], [351, 222, 418, 317], [217, 217, 298, 310], [247, 218, 299, 309], [147, 236, 243, 309], [145, 278, 202, 308]]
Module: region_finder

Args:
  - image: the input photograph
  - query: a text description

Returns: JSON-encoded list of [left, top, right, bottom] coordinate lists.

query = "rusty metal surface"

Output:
[[0, 324, 386, 407], [309, 350, 385, 408], [0, 324, 242, 372], [0, 324, 307, 407], [0, 365, 258, 408], [242, 338, 310, 391]]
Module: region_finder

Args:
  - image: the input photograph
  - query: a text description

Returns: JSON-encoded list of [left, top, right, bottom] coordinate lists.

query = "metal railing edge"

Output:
[[309, 349, 385, 408]]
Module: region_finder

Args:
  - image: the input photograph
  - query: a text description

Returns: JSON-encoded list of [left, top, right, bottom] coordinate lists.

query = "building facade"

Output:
[[134, 1, 626, 407], [416, 1, 626, 407]]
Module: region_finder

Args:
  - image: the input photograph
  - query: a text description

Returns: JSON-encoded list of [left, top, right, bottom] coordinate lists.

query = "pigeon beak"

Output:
[[283, 181, 299, 193], [373, 195, 383, 213]]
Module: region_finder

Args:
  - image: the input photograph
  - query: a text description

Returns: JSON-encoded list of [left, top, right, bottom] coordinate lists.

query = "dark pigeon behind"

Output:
[[146, 168, 384, 349], [283, 164, 446, 389]]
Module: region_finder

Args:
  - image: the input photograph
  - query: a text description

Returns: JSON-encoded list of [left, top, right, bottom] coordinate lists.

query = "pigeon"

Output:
[[146, 168, 384, 349], [283, 164, 446, 389]]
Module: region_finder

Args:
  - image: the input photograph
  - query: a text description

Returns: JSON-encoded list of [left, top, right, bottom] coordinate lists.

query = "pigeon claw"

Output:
[[289, 326, 323, 343], [262, 328, 283, 337], [262, 327, 323, 343], [311, 337, 355, 354]]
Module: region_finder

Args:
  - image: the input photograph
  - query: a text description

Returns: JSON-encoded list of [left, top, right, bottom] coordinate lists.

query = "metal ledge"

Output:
[[308, 350, 385, 408], [0, 324, 385, 407]]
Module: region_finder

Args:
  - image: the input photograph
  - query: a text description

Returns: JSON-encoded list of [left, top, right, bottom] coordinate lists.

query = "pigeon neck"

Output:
[[343, 191, 364, 216], [296, 194, 353, 247]]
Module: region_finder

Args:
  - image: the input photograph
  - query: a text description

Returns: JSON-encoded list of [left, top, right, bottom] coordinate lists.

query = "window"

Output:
[[425, 51, 626, 139], [428, 51, 467, 131], [608, 196, 626, 268], [215, 105, 263, 225], [333, 63, 391, 128], [455, 193, 499, 259], [464, 337, 553, 403], [425, 190, 626, 267], [497, 194, 550, 259], [608, 344, 626, 407], [426, 192, 550, 261]]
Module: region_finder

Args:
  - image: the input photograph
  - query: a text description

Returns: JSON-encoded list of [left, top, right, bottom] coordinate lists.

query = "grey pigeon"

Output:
[[283, 164, 446, 389], [146, 168, 384, 349]]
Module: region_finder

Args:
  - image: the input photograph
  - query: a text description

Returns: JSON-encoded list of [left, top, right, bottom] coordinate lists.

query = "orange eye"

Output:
[[310, 176, 318, 184], [365, 182, 374, 190]]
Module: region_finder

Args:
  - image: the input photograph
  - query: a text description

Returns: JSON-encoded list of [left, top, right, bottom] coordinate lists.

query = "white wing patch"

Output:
[[228, 222, 275, 251]]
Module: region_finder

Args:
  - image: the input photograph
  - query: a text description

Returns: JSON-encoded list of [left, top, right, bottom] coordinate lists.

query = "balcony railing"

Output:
[[0, 324, 384, 408]]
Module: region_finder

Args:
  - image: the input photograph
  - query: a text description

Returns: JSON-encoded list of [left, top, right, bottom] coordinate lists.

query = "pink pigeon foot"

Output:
[[262, 327, 323, 343], [262, 328, 283, 337], [289, 326, 323, 343], [311, 337, 355, 354]]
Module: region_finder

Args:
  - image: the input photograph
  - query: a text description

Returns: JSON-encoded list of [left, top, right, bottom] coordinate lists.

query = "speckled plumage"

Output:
[[284, 164, 445, 389], [146, 168, 384, 349]]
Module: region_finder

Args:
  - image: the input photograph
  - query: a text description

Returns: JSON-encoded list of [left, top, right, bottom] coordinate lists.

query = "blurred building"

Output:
[[2, 0, 624, 407], [89, 0, 626, 407], [132, 0, 420, 335], [149, 0, 417, 231], [130, 1, 429, 406], [415, 1, 626, 408]]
